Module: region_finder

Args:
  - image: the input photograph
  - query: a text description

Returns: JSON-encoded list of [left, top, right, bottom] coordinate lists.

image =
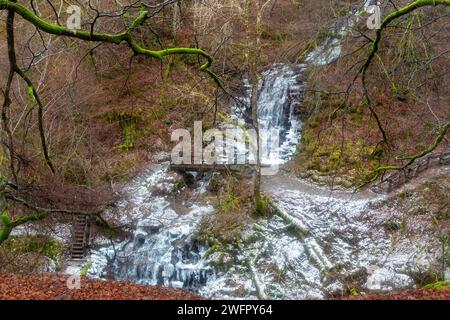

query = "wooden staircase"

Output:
[[70, 215, 91, 261]]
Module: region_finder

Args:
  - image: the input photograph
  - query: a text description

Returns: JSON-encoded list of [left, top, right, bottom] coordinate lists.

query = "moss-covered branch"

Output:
[[0, 1, 225, 245], [359, 0, 450, 187], [2, 7, 18, 181], [0, 1, 219, 82], [0, 175, 9, 244], [363, 121, 450, 186], [0, 1, 224, 175], [0, 171, 112, 246], [397, 121, 450, 163], [360, 0, 450, 79], [358, 0, 450, 146], [0, 191, 111, 245], [0, 210, 48, 245], [4, 6, 55, 173], [6, 193, 110, 225], [18, 72, 55, 173]]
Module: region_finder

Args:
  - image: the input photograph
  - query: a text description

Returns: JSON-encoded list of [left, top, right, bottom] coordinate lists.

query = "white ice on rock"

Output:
[[89, 163, 215, 289], [195, 180, 438, 299], [366, 268, 415, 292]]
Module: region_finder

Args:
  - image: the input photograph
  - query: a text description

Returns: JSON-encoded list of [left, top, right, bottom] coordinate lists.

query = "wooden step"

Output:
[[69, 215, 90, 261]]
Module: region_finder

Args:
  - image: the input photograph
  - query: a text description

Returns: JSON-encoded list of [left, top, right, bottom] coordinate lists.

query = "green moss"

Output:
[[80, 261, 92, 276], [410, 268, 443, 286], [0, 211, 12, 245], [308, 119, 319, 129], [434, 211, 450, 221], [349, 288, 360, 296], [172, 180, 186, 193], [384, 219, 401, 232], [370, 148, 385, 160], [398, 191, 410, 200], [295, 100, 386, 187], [118, 125, 138, 151], [3, 235, 63, 265], [104, 107, 154, 152], [203, 241, 238, 259], [254, 195, 271, 216], [219, 177, 243, 214], [301, 136, 371, 183], [423, 281, 450, 290], [414, 204, 428, 215]]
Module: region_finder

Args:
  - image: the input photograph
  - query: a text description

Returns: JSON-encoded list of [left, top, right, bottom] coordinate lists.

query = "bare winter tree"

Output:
[[301, 0, 449, 187], [0, 0, 222, 244], [357, 0, 450, 183]]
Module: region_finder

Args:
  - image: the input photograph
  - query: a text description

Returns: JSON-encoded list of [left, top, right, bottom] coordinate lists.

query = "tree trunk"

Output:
[[0, 175, 10, 244], [250, 71, 264, 214], [248, 0, 273, 215]]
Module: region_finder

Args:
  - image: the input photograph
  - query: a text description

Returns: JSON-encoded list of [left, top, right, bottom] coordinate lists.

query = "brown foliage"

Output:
[[0, 274, 202, 300]]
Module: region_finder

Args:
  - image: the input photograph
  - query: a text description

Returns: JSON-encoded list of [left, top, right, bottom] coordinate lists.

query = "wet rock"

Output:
[[366, 268, 414, 292], [169, 228, 182, 239], [137, 219, 164, 234], [134, 232, 147, 247], [324, 282, 345, 297], [21, 254, 57, 274], [343, 268, 369, 290], [183, 172, 197, 188]]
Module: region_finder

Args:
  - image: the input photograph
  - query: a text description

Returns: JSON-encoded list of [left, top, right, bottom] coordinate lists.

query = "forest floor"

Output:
[[0, 274, 202, 300], [0, 274, 448, 300]]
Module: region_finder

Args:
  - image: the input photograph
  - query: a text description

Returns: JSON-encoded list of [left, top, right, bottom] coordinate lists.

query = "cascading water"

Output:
[[89, 164, 215, 289], [305, 0, 373, 66], [89, 63, 307, 294], [89, 0, 440, 298], [231, 64, 306, 164]]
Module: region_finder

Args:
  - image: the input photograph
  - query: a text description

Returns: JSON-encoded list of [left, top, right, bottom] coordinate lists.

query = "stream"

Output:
[[88, 1, 441, 299]]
